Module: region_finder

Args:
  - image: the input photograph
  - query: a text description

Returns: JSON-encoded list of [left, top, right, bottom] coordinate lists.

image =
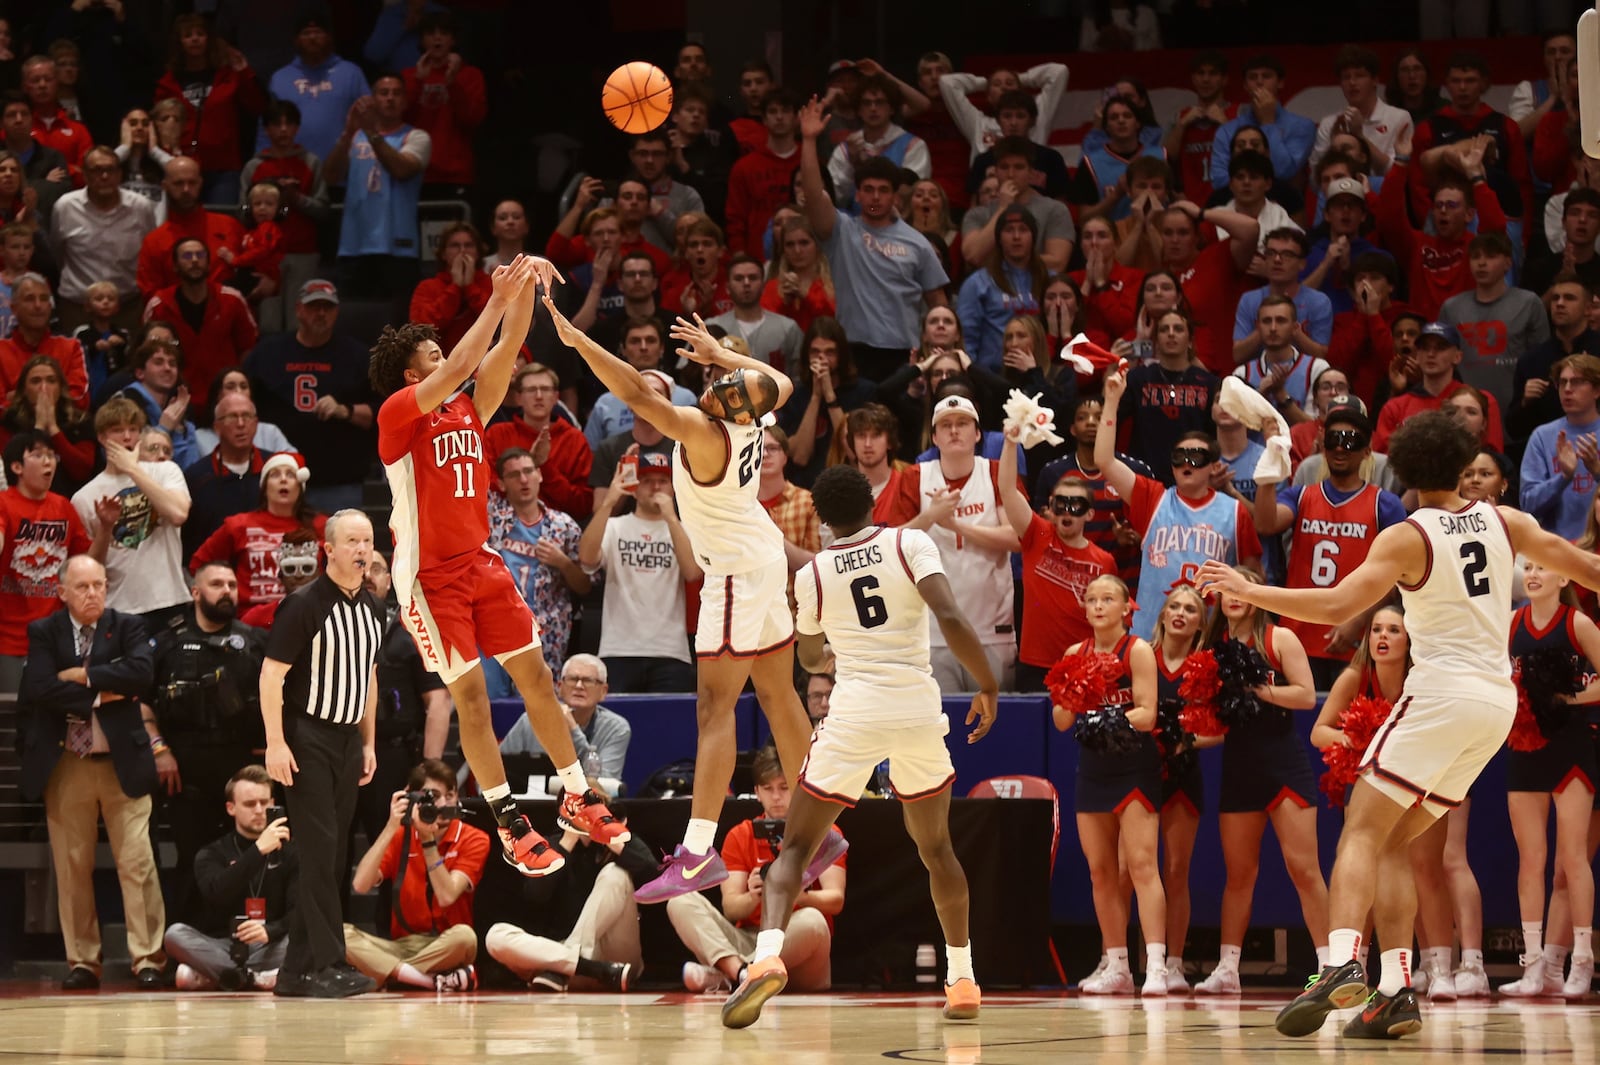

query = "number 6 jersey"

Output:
[[673, 418, 784, 575], [796, 526, 946, 727], [1399, 500, 1515, 702]]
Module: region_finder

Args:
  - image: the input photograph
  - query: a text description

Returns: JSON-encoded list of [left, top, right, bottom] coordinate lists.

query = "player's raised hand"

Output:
[[489, 255, 523, 299], [965, 690, 997, 743], [541, 295, 585, 345], [526, 255, 565, 292], [670, 314, 724, 365], [1194, 559, 1247, 601]]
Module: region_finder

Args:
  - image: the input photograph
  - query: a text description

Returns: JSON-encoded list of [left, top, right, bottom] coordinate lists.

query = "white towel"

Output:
[[1002, 389, 1064, 449], [1217, 376, 1292, 484]]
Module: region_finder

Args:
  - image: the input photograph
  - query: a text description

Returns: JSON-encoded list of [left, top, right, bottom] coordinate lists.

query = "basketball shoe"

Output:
[[721, 956, 788, 1029], [943, 977, 981, 1020], [496, 812, 565, 877], [558, 789, 631, 845], [635, 846, 728, 902]]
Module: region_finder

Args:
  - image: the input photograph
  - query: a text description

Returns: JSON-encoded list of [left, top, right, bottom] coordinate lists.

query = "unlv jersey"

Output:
[[672, 418, 784, 575], [1400, 501, 1515, 703], [1284, 482, 1383, 659], [378, 387, 490, 584], [795, 526, 944, 727]]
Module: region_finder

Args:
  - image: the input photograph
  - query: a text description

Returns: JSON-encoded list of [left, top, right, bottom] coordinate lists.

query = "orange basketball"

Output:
[[602, 61, 674, 134]]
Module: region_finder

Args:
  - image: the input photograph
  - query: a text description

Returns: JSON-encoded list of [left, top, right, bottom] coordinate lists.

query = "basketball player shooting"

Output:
[[1197, 411, 1600, 1040], [719, 465, 997, 1030], [369, 255, 629, 879], [543, 299, 839, 903]]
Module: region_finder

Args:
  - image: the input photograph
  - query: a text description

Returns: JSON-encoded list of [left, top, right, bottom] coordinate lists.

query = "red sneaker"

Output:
[[558, 790, 632, 846], [721, 956, 788, 1029], [497, 815, 565, 877], [943, 977, 981, 1020]]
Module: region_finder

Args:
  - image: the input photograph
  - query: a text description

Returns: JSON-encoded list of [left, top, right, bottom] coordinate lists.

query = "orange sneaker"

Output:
[[943, 977, 981, 1020], [497, 815, 565, 877], [558, 789, 632, 846], [721, 956, 788, 1029]]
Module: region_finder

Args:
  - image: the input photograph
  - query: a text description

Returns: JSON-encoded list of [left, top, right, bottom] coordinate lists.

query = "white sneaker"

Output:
[[1412, 966, 1430, 995], [174, 963, 216, 991], [1500, 955, 1552, 997], [1452, 962, 1490, 998], [250, 968, 278, 991], [1424, 963, 1457, 1002], [1194, 965, 1241, 995], [1079, 955, 1108, 987], [1081, 965, 1136, 995], [1140, 967, 1168, 996], [1164, 962, 1190, 993], [681, 961, 731, 993], [1563, 957, 1595, 999]]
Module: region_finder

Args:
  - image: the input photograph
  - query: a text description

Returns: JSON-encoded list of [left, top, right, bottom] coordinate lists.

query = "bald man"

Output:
[[136, 156, 245, 298]]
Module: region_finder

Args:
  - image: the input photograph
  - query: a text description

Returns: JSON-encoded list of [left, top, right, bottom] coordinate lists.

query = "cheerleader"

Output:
[[1500, 560, 1600, 998], [1310, 607, 1459, 1000], [1195, 567, 1330, 994], [1052, 575, 1167, 996]]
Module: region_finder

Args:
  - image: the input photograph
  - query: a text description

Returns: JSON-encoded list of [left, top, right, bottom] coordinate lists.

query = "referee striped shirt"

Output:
[[264, 574, 386, 726]]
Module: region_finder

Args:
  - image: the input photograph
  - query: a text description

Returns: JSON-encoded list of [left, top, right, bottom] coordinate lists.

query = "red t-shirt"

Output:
[[1019, 514, 1116, 668], [1175, 240, 1250, 376], [378, 387, 490, 576], [0, 489, 91, 655], [188, 509, 329, 610], [1124, 475, 1263, 562], [721, 819, 846, 931], [379, 819, 490, 938]]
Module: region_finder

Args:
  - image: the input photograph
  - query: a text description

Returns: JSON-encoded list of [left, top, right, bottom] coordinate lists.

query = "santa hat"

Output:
[[1059, 333, 1124, 377], [260, 452, 310, 486]]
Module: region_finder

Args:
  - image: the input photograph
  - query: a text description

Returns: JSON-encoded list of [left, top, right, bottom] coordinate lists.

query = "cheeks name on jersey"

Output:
[[832, 543, 884, 573], [1145, 524, 1226, 558], [1441, 511, 1489, 535], [1299, 518, 1371, 538], [432, 429, 482, 468]]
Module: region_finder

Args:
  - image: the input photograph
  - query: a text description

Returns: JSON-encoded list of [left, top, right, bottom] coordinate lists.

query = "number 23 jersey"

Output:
[[796, 526, 945, 727], [672, 418, 783, 575], [378, 386, 490, 579]]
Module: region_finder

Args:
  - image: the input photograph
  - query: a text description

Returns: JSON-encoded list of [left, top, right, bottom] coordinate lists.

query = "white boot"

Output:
[[1081, 963, 1135, 995], [1499, 955, 1551, 997], [1194, 965, 1241, 995], [1563, 957, 1595, 999], [1452, 960, 1490, 998], [1164, 961, 1190, 993], [1140, 966, 1169, 997], [1424, 961, 1457, 1002]]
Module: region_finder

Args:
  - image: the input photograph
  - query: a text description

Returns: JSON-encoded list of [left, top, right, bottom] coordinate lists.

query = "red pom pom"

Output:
[[1340, 695, 1392, 756], [1046, 652, 1121, 718], [1180, 701, 1227, 738], [1319, 744, 1363, 808], [1507, 684, 1549, 752], [1177, 651, 1226, 736]]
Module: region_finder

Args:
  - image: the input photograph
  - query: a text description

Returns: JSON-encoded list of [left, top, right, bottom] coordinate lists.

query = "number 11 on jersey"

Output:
[[452, 462, 476, 498]]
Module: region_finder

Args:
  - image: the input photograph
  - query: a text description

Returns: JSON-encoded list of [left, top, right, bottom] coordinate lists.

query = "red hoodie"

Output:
[[484, 416, 593, 520], [1326, 302, 1416, 408], [409, 269, 493, 353], [154, 64, 267, 174], [1376, 159, 1507, 321], [725, 141, 800, 259], [402, 63, 488, 185]]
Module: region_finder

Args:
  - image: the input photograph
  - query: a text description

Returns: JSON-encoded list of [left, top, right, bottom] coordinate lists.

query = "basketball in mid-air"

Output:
[[602, 62, 674, 134]]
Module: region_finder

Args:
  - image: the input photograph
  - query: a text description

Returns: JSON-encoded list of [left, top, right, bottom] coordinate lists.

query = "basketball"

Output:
[[602, 61, 674, 134]]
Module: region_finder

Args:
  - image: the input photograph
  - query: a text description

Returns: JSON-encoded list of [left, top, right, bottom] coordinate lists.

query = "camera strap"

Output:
[[391, 824, 448, 938]]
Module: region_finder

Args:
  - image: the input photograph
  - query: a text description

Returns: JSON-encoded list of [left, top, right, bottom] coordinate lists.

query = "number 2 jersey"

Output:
[[796, 526, 945, 728], [1399, 500, 1515, 705], [377, 386, 492, 587], [672, 417, 784, 575]]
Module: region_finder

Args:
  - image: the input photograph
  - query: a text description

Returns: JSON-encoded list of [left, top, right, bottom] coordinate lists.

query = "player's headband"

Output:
[[710, 369, 775, 426]]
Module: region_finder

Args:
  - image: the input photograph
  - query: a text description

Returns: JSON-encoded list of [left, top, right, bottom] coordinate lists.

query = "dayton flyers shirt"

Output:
[[379, 386, 490, 583]]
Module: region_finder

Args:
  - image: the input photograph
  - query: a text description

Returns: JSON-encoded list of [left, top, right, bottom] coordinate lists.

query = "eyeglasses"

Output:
[[1324, 428, 1369, 451], [278, 558, 318, 578], [1263, 248, 1303, 261], [216, 413, 257, 424], [1170, 447, 1216, 468], [563, 675, 603, 686], [1049, 495, 1093, 516]]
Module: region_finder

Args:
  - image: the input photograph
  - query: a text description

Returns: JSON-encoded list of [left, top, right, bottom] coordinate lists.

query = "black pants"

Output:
[[164, 740, 255, 922], [282, 714, 362, 976], [850, 342, 915, 386], [602, 656, 696, 694]]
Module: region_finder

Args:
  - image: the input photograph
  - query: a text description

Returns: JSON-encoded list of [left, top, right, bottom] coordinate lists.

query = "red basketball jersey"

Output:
[[378, 386, 490, 580], [1285, 481, 1382, 660]]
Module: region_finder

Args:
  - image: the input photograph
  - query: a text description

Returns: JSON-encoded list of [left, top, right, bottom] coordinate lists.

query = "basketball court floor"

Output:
[[4, 988, 1594, 1064]]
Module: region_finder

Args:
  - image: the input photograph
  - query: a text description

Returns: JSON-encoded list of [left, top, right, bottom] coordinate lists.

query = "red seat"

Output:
[[967, 775, 1067, 986]]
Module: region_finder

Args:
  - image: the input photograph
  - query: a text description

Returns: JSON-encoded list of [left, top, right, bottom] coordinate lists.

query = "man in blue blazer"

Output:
[[19, 555, 165, 991]]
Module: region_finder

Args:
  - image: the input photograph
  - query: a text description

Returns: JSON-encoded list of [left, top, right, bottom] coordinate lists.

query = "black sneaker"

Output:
[[529, 971, 568, 993], [273, 970, 311, 998], [305, 965, 376, 999], [1343, 989, 1423, 1040], [599, 961, 632, 992], [1274, 960, 1371, 1037]]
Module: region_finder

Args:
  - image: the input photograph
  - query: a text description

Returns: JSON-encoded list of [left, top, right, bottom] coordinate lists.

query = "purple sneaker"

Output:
[[634, 845, 728, 903], [801, 831, 849, 884]]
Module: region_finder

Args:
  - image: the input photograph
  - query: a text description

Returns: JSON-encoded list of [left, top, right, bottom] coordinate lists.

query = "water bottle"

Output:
[[581, 747, 602, 783], [915, 943, 938, 987]]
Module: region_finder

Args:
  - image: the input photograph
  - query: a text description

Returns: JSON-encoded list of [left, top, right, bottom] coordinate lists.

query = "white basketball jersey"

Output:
[[672, 418, 784, 575], [920, 458, 1014, 647], [1399, 501, 1516, 704], [795, 526, 945, 727]]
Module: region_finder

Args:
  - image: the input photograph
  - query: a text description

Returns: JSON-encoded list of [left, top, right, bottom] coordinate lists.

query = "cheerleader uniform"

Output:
[[1217, 626, 1319, 813], [1073, 635, 1163, 813], [1507, 604, 1597, 795], [1157, 654, 1205, 815]]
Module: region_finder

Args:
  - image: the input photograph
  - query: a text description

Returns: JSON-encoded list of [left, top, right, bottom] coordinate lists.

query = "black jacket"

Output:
[[18, 608, 155, 801], [192, 830, 298, 940]]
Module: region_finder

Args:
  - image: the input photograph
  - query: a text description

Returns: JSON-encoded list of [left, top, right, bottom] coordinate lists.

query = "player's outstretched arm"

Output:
[[671, 314, 795, 409], [918, 571, 998, 742], [1503, 507, 1600, 593], [1195, 523, 1419, 626], [411, 257, 526, 414], [543, 296, 707, 443], [472, 259, 552, 423]]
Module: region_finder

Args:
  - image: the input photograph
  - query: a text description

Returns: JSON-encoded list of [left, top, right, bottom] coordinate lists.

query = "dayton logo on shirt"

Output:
[[432, 429, 483, 468], [1145, 525, 1228, 569]]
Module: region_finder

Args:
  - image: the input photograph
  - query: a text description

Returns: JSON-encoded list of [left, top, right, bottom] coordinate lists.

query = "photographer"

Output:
[[145, 561, 268, 919], [164, 766, 297, 990], [483, 801, 652, 991], [343, 760, 488, 992], [665, 747, 845, 993]]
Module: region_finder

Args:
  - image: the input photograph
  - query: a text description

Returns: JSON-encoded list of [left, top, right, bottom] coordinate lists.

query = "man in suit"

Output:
[[19, 555, 166, 990]]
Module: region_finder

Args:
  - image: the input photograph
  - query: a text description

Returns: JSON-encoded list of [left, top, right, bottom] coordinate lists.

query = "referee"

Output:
[[260, 509, 386, 999]]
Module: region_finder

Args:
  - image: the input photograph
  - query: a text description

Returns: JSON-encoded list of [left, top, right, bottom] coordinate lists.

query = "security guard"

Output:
[[356, 553, 450, 845], [145, 560, 268, 920]]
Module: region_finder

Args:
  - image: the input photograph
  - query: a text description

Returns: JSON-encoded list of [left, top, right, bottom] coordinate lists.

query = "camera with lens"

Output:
[[752, 818, 785, 878], [402, 789, 460, 826]]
